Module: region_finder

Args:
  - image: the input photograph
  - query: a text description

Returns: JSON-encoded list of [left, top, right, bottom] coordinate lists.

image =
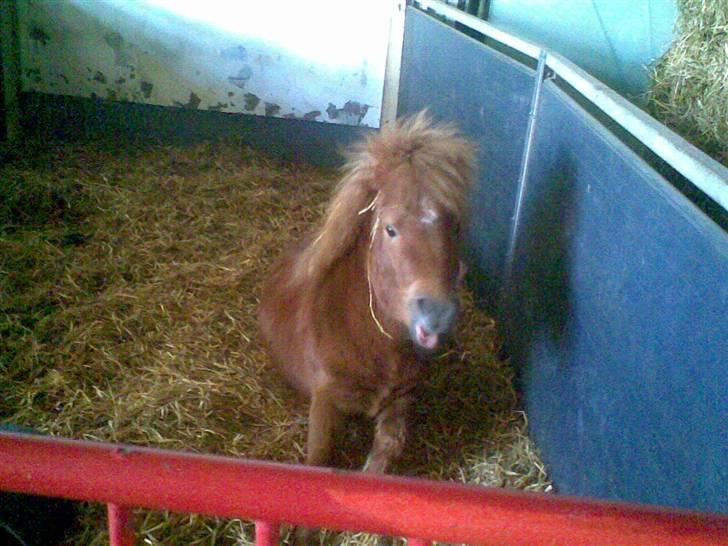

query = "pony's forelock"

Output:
[[292, 111, 477, 283], [346, 111, 477, 220]]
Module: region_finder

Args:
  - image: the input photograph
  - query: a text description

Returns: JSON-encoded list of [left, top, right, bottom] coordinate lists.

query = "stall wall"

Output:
[[509, 81, 727, 512], [399, 6, 728, 513], [17, 0, 391, 127]]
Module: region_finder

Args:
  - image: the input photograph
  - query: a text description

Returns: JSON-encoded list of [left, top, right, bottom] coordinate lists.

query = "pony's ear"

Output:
[[293, 164, 377, 282]]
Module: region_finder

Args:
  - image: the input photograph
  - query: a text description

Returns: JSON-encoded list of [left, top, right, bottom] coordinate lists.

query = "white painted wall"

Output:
[[18, 0, 393, 127]]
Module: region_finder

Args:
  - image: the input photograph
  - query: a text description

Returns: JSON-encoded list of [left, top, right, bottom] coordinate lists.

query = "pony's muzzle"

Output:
[[409, 296, 457, 350]]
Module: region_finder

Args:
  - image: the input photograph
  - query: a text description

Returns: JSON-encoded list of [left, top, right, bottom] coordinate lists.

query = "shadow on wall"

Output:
[[504, 148, 577, 383]]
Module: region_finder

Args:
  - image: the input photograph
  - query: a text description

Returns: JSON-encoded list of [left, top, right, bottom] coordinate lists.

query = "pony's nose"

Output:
[[412, 296, 457, 334]]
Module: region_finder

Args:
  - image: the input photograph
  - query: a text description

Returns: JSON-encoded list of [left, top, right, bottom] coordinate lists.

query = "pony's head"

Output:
[[296, 111, 477, 352]]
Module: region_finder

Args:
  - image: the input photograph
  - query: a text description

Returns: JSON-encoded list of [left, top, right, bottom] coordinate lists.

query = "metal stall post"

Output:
[[255, 520, 280, 546], [107, 504, 136, 546]]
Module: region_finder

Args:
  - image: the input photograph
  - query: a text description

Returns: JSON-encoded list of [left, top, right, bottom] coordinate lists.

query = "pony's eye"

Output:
[[385, 224, 397, 238]]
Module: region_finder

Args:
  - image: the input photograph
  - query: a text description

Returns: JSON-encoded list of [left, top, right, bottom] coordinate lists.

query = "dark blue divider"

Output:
[[401, 7, 727, 513], [398, 8, 534, 313], [508, 80, 727, 512]]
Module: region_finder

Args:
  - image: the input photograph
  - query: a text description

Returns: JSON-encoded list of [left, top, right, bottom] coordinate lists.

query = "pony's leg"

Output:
[[305, 389, 341, 467], [296, 391, 340, 545], [364, 395, 412, 473]]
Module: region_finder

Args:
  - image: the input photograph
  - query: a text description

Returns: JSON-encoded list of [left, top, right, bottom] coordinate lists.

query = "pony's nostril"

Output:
[[412, 297, 456, 333], [415, 297, 438, 318]]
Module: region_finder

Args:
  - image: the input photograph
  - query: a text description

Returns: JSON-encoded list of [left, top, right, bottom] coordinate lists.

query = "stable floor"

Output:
[[0, 138, 549, 545]]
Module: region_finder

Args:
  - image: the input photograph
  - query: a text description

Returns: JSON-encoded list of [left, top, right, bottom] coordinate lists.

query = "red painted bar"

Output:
[[107, 503, 135, 546], [255, 520, 279, 546], [407, 538, 430, 546], [1, 432, 727, 546]]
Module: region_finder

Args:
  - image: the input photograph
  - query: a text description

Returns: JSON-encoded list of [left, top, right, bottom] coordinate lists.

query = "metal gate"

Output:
[[1, 432, 727, 546]]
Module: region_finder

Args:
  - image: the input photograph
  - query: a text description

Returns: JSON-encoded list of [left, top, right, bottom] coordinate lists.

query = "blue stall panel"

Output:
[[398, 7, 535, 312], [508, 80, 728, 513]]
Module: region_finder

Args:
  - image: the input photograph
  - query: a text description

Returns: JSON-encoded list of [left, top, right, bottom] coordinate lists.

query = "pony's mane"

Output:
[[292, 111, 477, 283]]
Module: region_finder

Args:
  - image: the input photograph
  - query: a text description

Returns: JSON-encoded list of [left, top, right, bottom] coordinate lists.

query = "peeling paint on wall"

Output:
[[227, 65, 253, 89], [264, 102, 281, 117], [244, 93, 261, 111], [174, 92, 202, 109], [140, 81, 153, 98], [326, 101, 370, 125], [17, 0, 390, 127]]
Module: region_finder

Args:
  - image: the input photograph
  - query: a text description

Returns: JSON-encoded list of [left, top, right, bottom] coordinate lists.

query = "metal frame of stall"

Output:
[[1, 432, 727, 546]]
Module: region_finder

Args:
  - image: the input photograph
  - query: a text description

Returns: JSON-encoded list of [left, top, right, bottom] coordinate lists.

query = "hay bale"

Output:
[[1, 138, 549, 545], [647, 0, 728, 165]]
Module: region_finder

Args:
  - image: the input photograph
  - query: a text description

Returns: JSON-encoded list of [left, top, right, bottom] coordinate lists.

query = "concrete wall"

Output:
[[17, 0, 392, 127]]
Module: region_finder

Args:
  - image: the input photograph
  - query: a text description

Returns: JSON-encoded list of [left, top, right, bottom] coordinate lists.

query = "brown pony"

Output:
[[259, 112, 477, 473]]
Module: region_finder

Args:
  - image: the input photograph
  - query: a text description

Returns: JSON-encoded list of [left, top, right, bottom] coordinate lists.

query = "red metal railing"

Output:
[[1, 432, 727, 546]]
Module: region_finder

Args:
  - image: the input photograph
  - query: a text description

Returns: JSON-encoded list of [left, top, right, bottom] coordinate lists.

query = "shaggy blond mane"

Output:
[[293, 111, 477, 282]]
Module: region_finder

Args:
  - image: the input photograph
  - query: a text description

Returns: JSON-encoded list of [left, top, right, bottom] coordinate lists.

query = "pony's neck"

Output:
[[320, 220, 401, 345]]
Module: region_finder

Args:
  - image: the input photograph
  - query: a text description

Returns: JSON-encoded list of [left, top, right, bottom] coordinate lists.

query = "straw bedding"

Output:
[[647, 0, 728, 166], [0, 138, 549, 545]]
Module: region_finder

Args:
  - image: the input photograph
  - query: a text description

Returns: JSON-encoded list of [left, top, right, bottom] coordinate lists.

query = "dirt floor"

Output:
[[0, 137, 549, 545]]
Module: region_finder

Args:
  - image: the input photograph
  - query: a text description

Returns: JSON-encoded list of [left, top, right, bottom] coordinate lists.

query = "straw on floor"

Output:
[[0, 138, 550, 545], [647, 0, 728, 166]]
